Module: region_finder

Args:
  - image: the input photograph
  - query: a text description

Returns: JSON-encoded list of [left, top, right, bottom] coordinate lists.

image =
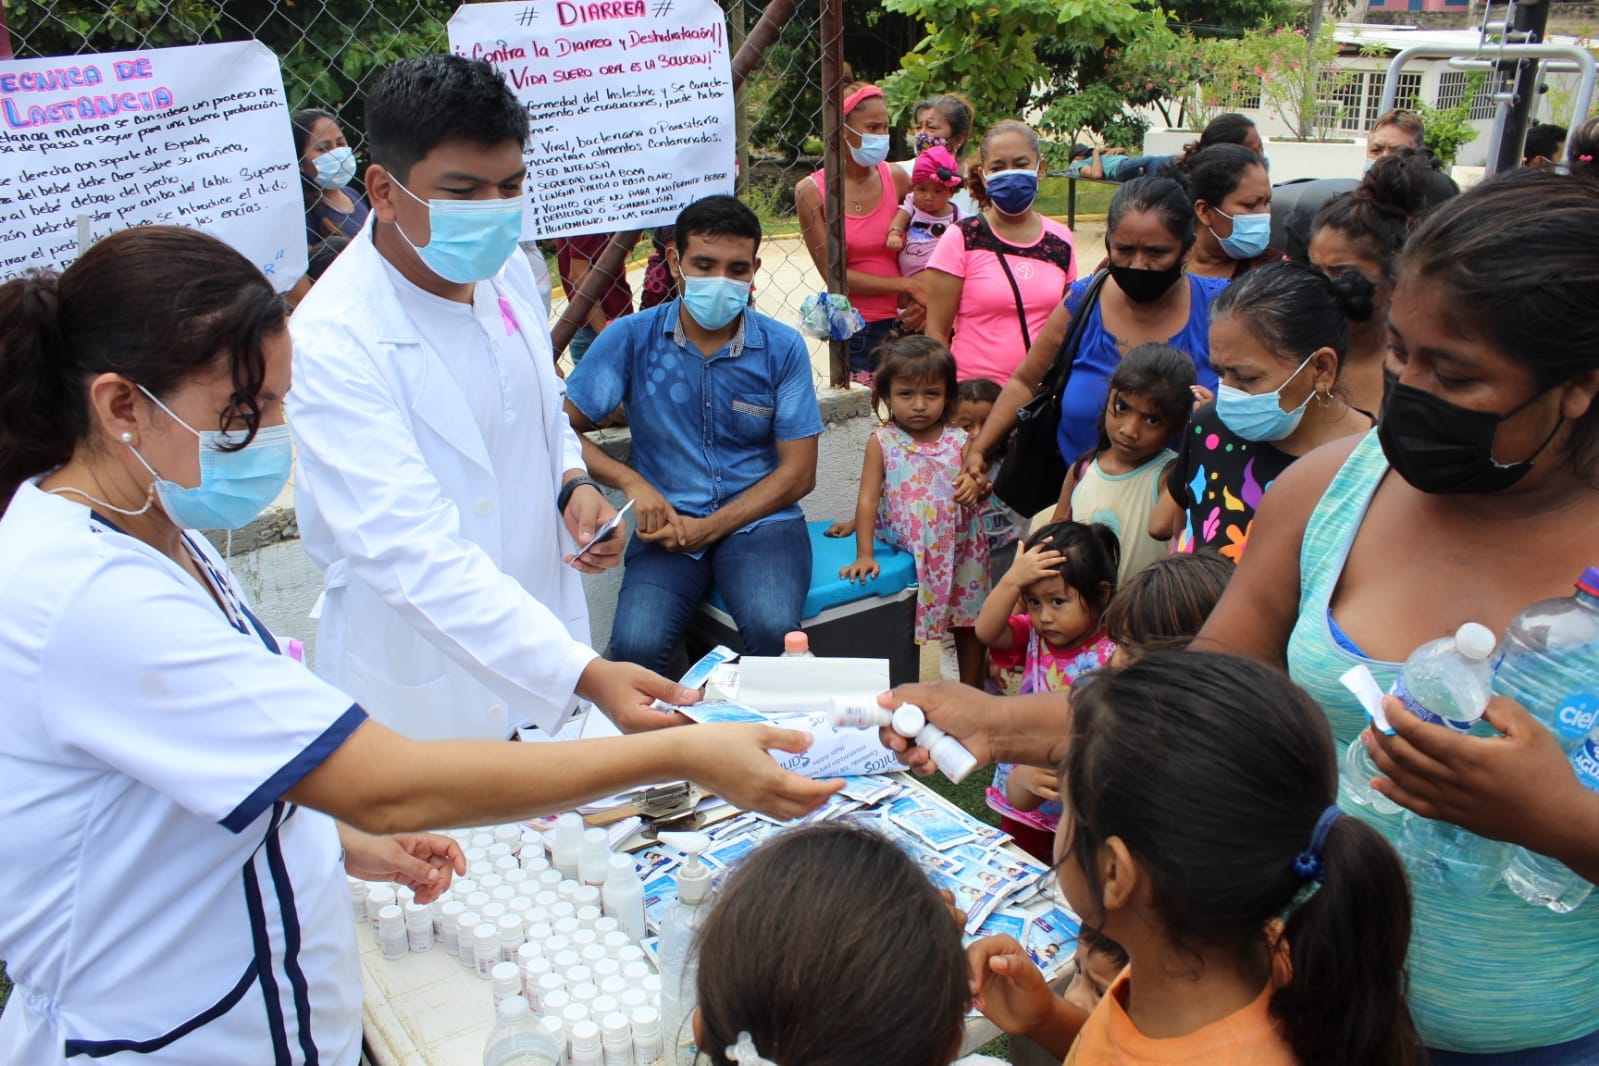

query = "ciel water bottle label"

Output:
[[1573, 738, 1599, 792], [1556, 693, 1599, 740], [1393, 676, 1474, 733]]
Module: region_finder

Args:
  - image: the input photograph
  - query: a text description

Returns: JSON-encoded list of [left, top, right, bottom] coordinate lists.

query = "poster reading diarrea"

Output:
[[449, 0, 737, 240]]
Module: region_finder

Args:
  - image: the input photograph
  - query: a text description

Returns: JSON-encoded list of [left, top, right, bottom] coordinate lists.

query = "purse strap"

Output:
[[974, 214, 1034, 353], [1039, 269, 1110, 403]]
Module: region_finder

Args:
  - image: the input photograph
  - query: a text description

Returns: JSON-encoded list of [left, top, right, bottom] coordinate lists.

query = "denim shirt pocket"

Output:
[[728, 393, 776, 440]]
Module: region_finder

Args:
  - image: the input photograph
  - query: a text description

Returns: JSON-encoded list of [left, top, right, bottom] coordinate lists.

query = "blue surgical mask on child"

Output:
[[984, 170, 1039, 215], [1214, 353, 1316, 442], [847, 127, 891, 167], [680, 275, 750, 330], [391, 178, 524, 284], [311, 146, 357, 189], [128, 386, 294, 530], [1209, 207, 1271, 259]]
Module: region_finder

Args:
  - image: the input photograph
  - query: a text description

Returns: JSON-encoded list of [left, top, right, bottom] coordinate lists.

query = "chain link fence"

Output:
[[0, 0, 930, 388]]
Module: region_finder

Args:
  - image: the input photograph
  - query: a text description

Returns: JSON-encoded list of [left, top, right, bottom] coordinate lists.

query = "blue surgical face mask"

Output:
[[392, 178, 524, 284], [129, 387, 293, 530], [1214, 353, 1316, 442], [984, 169, 1038, 215], [312, 146, 357, 189], [1210, 206, 1271, 259], [680, 275, 750, 330], [847, 127, 891, 168]]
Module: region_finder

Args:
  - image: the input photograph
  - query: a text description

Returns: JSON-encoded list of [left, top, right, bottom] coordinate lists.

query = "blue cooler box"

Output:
[[685, 520, 920, 685]]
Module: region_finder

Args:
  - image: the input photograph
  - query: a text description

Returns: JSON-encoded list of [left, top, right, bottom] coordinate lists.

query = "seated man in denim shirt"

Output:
[[565, 195, 822, 672]]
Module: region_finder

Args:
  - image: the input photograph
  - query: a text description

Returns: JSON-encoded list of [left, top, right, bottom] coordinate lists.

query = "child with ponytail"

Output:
[[969, 651, 1419, 1065]]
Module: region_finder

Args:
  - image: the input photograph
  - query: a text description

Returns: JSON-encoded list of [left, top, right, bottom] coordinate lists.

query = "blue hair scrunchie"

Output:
[[1291, 805, 1345, 883]]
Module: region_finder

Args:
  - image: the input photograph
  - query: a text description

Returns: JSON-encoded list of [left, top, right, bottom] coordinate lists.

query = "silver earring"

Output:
[[121, 432, 135, 443]]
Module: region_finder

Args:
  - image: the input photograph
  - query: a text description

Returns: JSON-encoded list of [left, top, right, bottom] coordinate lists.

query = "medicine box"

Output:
[[684, 521, 919, 685]]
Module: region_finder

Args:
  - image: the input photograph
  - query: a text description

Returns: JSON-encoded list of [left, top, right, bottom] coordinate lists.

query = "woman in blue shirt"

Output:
[[293, 109, 370, 248], [964, 176, 1227, 487]]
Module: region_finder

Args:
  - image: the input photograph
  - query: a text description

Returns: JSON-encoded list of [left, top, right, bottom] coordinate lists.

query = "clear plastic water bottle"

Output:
[[483, 995, 561, 1066], [1500, 722, 1599, 913], [1493, 567, 1599, 910], [1392, 623, 1511, 894], [656, 832, 712, 1065]]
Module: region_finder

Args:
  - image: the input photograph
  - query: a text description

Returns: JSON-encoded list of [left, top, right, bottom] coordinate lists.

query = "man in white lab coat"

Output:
[[289, 55, 692, 741]]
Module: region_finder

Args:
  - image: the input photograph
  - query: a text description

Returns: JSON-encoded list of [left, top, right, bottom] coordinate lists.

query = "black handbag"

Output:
[[989, 268, 1110, 516]]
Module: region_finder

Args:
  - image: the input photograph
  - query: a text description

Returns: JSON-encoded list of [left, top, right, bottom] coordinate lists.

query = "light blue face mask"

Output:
[[130, 387, 293, 530], [847, 127, 891, 168], [1215, 353, 1316, 442], [679, 275, 750, 330], [312, 146, 357, 189], [1210, 206, 1272, 259], [393, 178, 524, 284]]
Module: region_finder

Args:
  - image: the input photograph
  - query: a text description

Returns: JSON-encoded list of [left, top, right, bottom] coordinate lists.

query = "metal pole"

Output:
[[549, 0, 796, 355], [819, 0, 849, 388], [1491, 0, 1552, 172]]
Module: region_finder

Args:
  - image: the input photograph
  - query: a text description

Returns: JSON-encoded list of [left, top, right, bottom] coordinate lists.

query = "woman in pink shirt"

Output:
[[797, 83, 924, 384], [925, 120, 1077, 385]]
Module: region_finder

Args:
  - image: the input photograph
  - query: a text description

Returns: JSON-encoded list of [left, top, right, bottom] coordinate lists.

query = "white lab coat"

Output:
[[289, 224, 597, 741]]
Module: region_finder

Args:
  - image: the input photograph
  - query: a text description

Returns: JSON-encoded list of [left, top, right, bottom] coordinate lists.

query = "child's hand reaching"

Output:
[[825, 518, 857, 538], [953, 470, 986, 507], [968, 935, 1058, 1037], [840, 557, 880, 583], [886, 230, 905, 251], [1004, 765, 1061, 812]]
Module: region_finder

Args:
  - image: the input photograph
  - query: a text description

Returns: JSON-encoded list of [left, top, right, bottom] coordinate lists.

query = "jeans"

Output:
[[568, 324, 599, 365], [847, 317, 897, 374], [608, 517, 812, 673]]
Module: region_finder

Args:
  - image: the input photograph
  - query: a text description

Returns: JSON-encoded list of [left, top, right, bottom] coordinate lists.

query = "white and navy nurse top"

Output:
[[0, 481, 368, 1065]]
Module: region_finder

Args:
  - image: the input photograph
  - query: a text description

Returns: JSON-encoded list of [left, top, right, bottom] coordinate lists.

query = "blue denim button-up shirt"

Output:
[[566, 301, 823, 533]]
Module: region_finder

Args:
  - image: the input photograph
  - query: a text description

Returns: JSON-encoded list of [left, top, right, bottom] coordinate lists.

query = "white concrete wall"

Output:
[[213, 386, 877, 669]]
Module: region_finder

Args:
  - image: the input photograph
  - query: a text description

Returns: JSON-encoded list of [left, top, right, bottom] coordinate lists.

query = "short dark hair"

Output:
[[1023, 520, 1120, 614], [1180, 112, 1259, 162], [957, 376, 1002, 405], [1525, 122, 1568, 164], [694, 824, 969, 1066], [673, 194, 762, 257], [1168, 142, 1266, 210], [1102, 552, 1234, 657], [365, 55, 529, 182], [1398, 170, 1599, 484], [1107, 175, 1197, 253], [1373, 108, 1426, 146]]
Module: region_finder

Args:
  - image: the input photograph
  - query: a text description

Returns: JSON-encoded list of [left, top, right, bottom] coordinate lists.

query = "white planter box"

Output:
[[1143, 128, 1369, 184]]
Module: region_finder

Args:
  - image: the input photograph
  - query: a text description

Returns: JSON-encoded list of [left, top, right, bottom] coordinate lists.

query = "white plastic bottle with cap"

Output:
[[492, 961, 524, 1008], [378, 904, 407, 960], [405, 901, 434, 953], [580, 827, 612, 888], [630, 1006, 663, 1066], [602, 853, 647, 942], [656, 831, 712, 1066], [780, 631, 814, 657], [829, 697, 978, 783], [482, 995, 561, 1066], [1387, 623, 1511, 894], [476, 924, 502, 979], [554, 813, 584, 881], [601, 1012, 634, 1066], [569, 1019, 604, 1066]]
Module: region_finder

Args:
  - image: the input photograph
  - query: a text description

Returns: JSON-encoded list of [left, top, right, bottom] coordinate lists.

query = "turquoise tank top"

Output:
[[1286, 430, 1599, 1053]]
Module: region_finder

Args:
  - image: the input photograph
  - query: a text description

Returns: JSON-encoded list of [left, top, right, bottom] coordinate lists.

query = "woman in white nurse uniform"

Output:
[[0, 227, 838, 1065]]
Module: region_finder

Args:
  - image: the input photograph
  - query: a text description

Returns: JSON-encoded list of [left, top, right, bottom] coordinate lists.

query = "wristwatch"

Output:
[[557, 475, 602, 513]]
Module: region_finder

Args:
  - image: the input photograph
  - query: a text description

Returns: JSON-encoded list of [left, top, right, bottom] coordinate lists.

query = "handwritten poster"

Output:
[[0, 41, 307, 291], [449, 0, 735, 239]]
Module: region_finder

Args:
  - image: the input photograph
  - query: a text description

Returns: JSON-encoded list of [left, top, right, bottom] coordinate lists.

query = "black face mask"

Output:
[[1378, 380, 1562, 494], [1108, 261, 1183, 304]]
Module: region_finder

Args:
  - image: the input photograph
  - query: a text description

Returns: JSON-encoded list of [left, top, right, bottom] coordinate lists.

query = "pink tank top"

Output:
[[811, 162, 903, 323]]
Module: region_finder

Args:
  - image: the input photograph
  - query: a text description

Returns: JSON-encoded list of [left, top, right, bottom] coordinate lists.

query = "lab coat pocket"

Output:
[[340, 652, 454, 741], [728, 392, 776, 442]]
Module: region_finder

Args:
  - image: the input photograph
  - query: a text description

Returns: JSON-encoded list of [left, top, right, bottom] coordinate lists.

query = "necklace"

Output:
[[47, 483, 155, 517]]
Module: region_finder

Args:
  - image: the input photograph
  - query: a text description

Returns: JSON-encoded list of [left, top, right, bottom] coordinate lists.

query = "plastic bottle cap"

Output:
[[1454, 621, 1497, 661], [602, 1011, 631, 1039], [891, 703, 925, 737], [497, 995, 531, 1022], [607, 853, 636, 879], [1579, 566, 1599, 598], [632, 1005, 660, 1027], [783, 631, 809, 653]]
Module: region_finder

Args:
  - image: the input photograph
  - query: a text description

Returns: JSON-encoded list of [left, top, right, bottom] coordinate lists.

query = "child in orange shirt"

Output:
[[967, 652, 1419, 1066]]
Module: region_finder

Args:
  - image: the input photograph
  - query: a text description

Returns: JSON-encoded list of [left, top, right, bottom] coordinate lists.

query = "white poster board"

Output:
[[448, 0, 735, 240], [0, 41, 307, 291]]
